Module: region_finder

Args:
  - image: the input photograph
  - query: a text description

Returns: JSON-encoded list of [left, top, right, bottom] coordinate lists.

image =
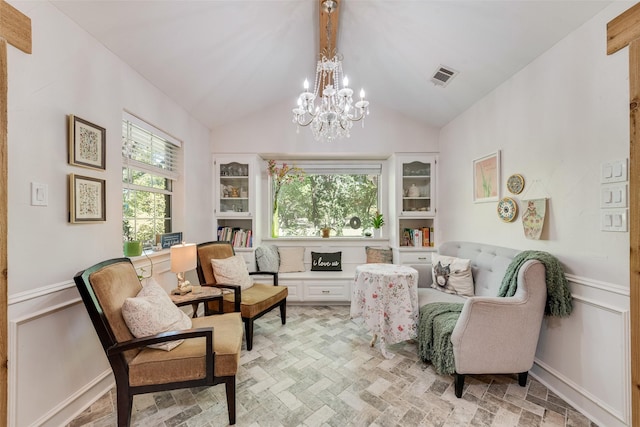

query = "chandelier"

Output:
[[292, 0, 369, 141]]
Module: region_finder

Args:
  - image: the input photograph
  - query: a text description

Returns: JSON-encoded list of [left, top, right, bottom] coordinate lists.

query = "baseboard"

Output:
[[34, 370, 114, 427]]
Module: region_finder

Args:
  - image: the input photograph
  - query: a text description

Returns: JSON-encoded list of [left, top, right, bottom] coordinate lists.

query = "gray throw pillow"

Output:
[[255, 245, 280, 272]]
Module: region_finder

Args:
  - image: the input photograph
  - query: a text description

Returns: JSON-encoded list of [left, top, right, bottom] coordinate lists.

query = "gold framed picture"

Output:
[[69, 174, 106, 223], [68, 115, 106, 170]]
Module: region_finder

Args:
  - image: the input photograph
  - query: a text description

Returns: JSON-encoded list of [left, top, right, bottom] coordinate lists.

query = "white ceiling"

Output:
[[51, 0, 613, 130]]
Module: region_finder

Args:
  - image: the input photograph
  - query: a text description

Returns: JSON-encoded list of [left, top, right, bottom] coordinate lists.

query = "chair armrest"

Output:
[[107, 327, 213, 355], [450, 295, 543, 374], [203, 283, 241, 312], [249, 271, 279, 285]]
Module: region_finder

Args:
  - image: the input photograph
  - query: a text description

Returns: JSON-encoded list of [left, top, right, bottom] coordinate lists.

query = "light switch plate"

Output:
[[601, 159, 628, 183], [601, 208, 628, 232], [31, 182, 48, 206], [601, 183, 627, 208]]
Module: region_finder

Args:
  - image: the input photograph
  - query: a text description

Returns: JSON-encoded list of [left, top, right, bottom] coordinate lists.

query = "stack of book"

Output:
[[401, 227, 434, 247], [217, 226, 252, 247]]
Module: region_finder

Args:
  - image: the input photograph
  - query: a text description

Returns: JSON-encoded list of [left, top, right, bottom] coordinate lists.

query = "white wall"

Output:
[[211, 99, 439, 155], [6, 1, 213, 425], [438, 3, 633, 426]]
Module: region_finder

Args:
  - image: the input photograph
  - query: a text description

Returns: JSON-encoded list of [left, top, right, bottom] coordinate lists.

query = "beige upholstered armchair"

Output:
[[74, 258, 243, 426], [196, 241, 288, 351]]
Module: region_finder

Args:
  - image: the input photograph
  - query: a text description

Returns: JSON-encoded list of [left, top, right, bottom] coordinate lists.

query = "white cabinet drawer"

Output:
[[303, 281, 350, 301], [398, 251, 433, 264]]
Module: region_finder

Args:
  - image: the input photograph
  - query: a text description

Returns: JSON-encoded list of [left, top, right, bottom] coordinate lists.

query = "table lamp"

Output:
[[170, 242, 197, 295]]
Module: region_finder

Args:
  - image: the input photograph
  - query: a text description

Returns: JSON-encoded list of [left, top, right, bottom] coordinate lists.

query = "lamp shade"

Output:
[[170, 242, 197, 273]]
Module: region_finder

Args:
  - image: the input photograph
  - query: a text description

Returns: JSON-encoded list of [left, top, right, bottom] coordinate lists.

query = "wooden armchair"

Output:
[[196, 241, 287, 350], [74, 258, 243, 426]]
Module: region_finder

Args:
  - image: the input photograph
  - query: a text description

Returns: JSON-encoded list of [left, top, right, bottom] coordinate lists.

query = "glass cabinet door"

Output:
[[401, 160, 432, 214], [218, 161, 250, 215]]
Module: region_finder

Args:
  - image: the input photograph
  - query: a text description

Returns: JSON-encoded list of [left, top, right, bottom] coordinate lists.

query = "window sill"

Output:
[[127, 248, 170, 260], [261, 237, 389, 246]]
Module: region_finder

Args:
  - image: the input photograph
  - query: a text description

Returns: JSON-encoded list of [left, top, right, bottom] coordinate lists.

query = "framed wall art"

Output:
[[473, 150, 501, 203], [69, 174, 106, 223], [68, 115, 106, 170]]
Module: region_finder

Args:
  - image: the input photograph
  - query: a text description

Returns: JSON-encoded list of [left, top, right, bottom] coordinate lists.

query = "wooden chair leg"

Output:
[[280, 301, 286, 325], [454, 373, 465, 398], [245, 319, 254, 351], [225, 376, 236, 425], [518, 371, 528, 387], [116, 383, 133, 427]]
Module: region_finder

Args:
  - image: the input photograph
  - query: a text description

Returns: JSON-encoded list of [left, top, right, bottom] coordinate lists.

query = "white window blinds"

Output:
[[122, 112, 181, 180]]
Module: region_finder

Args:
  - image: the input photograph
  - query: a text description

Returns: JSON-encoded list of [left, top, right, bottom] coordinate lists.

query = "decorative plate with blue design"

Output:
[[497, 197, 518, 222]]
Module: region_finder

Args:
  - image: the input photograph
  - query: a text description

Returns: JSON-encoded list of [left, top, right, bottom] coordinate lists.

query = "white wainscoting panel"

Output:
[[8, 283, 112, 427], [7, 254, 172, 427], [531, 275, 630, 427]]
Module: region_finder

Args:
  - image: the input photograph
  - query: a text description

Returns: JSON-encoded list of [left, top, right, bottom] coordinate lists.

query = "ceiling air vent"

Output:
[[430, 65, 458, 87]]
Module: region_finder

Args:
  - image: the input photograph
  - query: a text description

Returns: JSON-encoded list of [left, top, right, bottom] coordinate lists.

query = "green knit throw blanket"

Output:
[[418, 250, 573, 375], [498, 250, 573, 317], [417, 302, 464, 375]]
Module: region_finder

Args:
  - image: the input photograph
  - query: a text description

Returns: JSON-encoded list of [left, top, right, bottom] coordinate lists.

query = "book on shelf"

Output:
[[217, 226, 252, 247], [400, 227, 435, 247], [413, 229, 422, 247], [422, 227, 430, 247]]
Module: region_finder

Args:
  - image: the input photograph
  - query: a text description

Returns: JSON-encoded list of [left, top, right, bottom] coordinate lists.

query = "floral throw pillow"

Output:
[[121, 277, 192, 351], [211, 254, 253, 290]]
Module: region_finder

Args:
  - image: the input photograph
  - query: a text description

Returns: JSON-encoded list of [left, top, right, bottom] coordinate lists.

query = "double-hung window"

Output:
[[270, 161, 382, 237], [122, 112, 180, 245]]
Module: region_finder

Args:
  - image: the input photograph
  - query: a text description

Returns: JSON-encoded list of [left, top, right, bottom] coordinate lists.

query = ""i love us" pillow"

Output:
[[311, 252, 342, 271]]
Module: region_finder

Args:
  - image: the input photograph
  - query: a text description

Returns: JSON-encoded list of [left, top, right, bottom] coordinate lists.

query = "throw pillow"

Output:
[[311, 251, 342, 271], [255, 244, 280, 272], [121, 277, 192, 351], [365, 246, 393, 264], [210, 254, 253, 290], [430, 254, 474, 296], [278, 247, 306, 273]]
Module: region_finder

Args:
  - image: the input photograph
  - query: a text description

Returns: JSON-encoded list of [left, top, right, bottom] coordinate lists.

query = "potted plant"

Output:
[[372, 211, 384, 238], [123, 220, 143, 257]]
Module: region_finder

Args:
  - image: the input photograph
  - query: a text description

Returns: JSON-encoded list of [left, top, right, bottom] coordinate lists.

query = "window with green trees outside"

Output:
[[270, 162, 381, 238]]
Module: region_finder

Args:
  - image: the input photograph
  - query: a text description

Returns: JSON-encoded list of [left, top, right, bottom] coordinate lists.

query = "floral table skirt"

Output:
[[350, 263, 419, 358]]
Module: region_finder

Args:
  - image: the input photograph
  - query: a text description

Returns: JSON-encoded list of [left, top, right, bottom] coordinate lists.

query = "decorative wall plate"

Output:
[[497, 197, 518, 222], [506, 174, 525, 194]]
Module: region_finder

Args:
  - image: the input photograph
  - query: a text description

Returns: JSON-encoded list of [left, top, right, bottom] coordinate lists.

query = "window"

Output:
[[122, 112, 181, 245], [271, 161, 381, 237]]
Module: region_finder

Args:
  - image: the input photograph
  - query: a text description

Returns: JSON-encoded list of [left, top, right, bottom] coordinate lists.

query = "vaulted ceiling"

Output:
[[51, 0, 613, 130]]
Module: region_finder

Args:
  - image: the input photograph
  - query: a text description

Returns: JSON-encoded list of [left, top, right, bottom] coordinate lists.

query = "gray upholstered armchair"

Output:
[[417, 242, 548, 397]]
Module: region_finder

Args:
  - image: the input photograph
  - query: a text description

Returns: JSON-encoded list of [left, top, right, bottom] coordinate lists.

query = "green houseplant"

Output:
[[372, 211, 384, 238], [123, 219, 143, 257]]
